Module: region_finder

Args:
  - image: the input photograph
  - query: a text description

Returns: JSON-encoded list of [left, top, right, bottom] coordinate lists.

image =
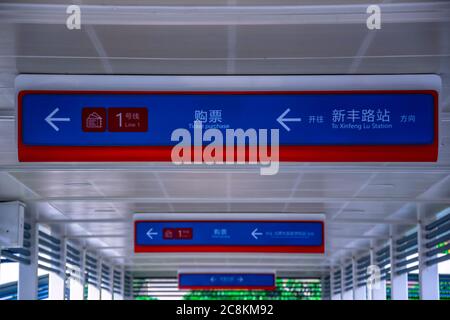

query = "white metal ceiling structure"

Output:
[[0, 0, 450, 283]]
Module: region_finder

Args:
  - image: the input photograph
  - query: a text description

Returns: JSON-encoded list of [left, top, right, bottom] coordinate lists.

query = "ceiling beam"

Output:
[[113, 254, 330, 261], [38, 218, 129, 224], [65, 234, 128, 239], [124, 262, 331, 267], [2, 2, 448, 26], [330, 218, 417, 225], [332, 235, 390, 240], [3, 163, 450, 174], [33, 196, 450, 204], [38, 217, 417, 225]]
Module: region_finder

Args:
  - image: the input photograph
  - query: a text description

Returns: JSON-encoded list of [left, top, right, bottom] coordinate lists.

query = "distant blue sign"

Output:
[[178, 273, 276, 290], [134, 220, 324, 253], [21, 92, 435, 146]]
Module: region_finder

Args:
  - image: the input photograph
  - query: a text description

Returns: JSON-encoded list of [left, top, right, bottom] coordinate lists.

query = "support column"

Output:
[[48, 273, 65, 300], [367, 248, 374, 300], [87, 253, 100, 300], [113, 267, 124, 300], [69, 247, 85, 300], [87, 282, 100, 300], [81, 248, 86, 300], [369, 247, 386, 300], [330, 268, 340, 300], [321, 276, 329, 300], [100, 260, 112, 300], [98, 258, 103, 300], [320, 276, 324, 300], [418, 207, 440, 300], [18, 221, 38, 300], [341, 265, 352, 300], [129, 274, 134, 300], [373, 277, 386, 300], [48, 236, 65, 300], [120, 267, 126, 300], [353, 256, 366, 300], [390, 234, 408, 300], [69, 278, 84, 300], [109, 265, 115, 300]]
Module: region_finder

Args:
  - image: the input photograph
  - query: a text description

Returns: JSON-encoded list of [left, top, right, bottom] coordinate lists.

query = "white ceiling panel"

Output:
[[357, 173, 448, 198]]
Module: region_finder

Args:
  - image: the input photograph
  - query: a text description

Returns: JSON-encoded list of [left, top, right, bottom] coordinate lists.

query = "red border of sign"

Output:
[[177, 273, 276, 291], [134, 220, 325, 253], [17, 90, 439, 162]]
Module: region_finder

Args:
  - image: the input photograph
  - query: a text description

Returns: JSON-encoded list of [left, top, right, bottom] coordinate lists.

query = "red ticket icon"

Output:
[[82, 108, 106, 132]]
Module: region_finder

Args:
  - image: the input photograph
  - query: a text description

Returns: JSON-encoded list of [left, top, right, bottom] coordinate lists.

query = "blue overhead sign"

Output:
[[18, 90, 438, 162], [134, 220, 324, 253], [178, 273, 276, 290], [20, 92, 435, 146]]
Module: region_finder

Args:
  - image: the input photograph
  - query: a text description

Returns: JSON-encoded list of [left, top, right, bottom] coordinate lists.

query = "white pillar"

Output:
[[113, 267, 124, 300], [97, 258, 104, 300], [110, 265, 116, 300], [69, 278, 84, 300], [101, 290, 112, 300], [418, 208, 440, 300], [341, 265, 353, 300], [48, 243, 64, 299], [97, 258, 103, 300], [373, 279, 386, 300], [100, 261, 112, 300], [48, 234, 65, 300], [353, 256, 366, 300], [102, 289, 112, 300], [88, 284, 100, 300], [120, 267, 126, 300], [48, 273, 65, 300], [369, 247, 387, 300], [62, 238, 68, 300], [354, 283, 367, 300], [87, 255, 100, 300], [69, 247, 85, 300], [320, 276, 325, 300], [330, 268, 340, 300], [81, 248, 86, 300], [390, 236, 408, 300], [18, 222, 38, 300], [321, 276, 330, 300], [128, 274, 134, 300], [367, 248, 374, 300]]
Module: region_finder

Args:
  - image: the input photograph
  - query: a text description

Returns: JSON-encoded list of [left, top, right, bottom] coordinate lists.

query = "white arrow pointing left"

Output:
[[277, 108, 301, 132], [45, 108, 71, 132], [251, 228, 263, 240], [146, 228, 158, 240]]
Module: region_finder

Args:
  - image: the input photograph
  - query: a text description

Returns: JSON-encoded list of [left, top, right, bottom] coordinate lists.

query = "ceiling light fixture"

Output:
[[63, 182, 92, 186]]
